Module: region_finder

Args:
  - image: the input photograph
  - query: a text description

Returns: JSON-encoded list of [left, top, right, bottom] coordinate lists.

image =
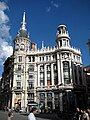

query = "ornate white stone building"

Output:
[[0, 12, 86, 112]]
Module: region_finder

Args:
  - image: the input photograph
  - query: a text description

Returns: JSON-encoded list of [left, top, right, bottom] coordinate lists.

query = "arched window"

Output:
[[20, 44, 25, 50], [15, 44, 19, 51]]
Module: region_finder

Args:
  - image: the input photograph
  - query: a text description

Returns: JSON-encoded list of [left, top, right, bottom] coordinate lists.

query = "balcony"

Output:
[[27, 97, 34, 101], [13, 86, 23, 92], [27, 87, 34, 92], [15, 68, 24, 73]]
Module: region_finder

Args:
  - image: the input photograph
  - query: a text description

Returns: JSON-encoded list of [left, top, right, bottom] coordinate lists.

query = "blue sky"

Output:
[[0, 0, 90, 77]]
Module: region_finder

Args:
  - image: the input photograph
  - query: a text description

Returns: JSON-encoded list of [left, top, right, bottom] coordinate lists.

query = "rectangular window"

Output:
[[29, 75, 33, 79], [40, 73, 44, 79], [28, 93, 34, 99], [40, 93, 45, 100], [47, 65, 51, 71], [28, 56, 31, 62], [47, 93, 52, 100], [28, 65, 34, 72], [42, 56, 44, 61], [47, 81, 50, 86], [63, 61, 70, 84], [19, 56, 22, 62], [32, 56, 35, 62], [40, 65, 44, 72], [49, 56, 51, 60], [53, 64, 57, 71], [28, 81, 34, 88], [18, 65, 21, 70], [63, 40, 66, 46], [52, 55, 56, 60], [16, 93, 21, 99], [46, 56, 48, 61], [17, 82, 21, 89], [40, 57, 41, 61], [17, 75, 21, 80]]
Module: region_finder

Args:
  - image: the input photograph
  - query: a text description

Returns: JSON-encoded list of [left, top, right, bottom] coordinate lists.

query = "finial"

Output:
[[20, 12, 26, 31], [42, 41, 44, 49]]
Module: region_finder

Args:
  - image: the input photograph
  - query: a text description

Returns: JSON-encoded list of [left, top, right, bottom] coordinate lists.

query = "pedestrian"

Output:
[[86, 109, 90, 118], [81, 109, 89, 120], [28, 107, 37, 120], [8, 110, 13, 120], [73, 107, 81, 120]]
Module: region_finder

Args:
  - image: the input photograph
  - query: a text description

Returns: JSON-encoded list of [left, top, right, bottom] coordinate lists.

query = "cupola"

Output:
[[56, 25, 70, 48]]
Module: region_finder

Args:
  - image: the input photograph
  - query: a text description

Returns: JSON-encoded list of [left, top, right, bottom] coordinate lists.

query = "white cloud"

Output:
[[0, 42, 13, 63], [53, 3, 59, 8], [46, 0, 59, 12], [0, 2, 13, 69], [0, 2, 8, 11], [46, 6, 51, 12]]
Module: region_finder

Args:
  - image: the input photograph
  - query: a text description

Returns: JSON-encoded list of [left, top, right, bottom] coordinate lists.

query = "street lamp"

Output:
[[87, 39, 90, 53]]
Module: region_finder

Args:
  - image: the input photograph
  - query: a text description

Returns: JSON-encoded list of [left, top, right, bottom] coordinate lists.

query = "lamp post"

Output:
[[87, 39, 90, 53]]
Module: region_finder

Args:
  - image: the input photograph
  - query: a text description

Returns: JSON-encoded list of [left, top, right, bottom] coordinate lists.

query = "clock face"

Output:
[[20, 44, 25, 50], [15, 44, 19, 51]]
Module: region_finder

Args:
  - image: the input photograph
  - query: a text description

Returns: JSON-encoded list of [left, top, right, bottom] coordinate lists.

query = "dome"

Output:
[[56, 24, 70, 40]]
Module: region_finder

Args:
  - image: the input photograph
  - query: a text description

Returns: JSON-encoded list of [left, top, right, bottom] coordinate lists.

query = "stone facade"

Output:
[[0, 12, 86, 112]]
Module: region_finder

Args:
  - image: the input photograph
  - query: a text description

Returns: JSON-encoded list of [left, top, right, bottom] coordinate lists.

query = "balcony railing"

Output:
[[13, 86, 23, 92], [27, 97, 34, 101], [15, 68, 24, 73]]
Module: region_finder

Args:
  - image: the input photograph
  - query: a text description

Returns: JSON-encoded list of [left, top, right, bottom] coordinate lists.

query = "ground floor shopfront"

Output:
[[36, 86, 86, 112], [0, 86, 87, 113]]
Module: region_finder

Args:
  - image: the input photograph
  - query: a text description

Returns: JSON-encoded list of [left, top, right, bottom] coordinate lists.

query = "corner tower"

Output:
[[12, 12, 31, 109], [56, 25, 70, 48]]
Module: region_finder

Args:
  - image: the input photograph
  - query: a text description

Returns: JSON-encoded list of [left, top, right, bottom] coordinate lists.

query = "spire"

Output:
[[17, 12, 29, 38], [20, 12, 26, 31]]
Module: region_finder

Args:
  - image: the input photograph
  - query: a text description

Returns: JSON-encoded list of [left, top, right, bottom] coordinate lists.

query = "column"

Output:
[[21, 93, 24, 108], [61, 60, 64, 84], [25, 90, 27, 108], [12, 92, 15, 109], [34, 64, 37, 87], [72, 63, 75, 83], [57, 53, 61, 84], [69, 60, 72, 83], [81, 66, 84, 84], [45, 92, 47, 109], [31, 56, 32, 62], [44, 64, 47, 86], [59, 93, 63, 112], [36, 92, 40, 112], [38, 65, 40, 86], [34, 64, 37, 102], [51, 63, 54, 85], [52, 92, 55, 109], [76, 65, 79, 84]]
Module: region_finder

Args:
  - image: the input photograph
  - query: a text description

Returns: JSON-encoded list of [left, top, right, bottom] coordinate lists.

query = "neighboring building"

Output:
[[0, 12, 86, 112], [84, 65, 90, 108], [0, 56, 13, 110]]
